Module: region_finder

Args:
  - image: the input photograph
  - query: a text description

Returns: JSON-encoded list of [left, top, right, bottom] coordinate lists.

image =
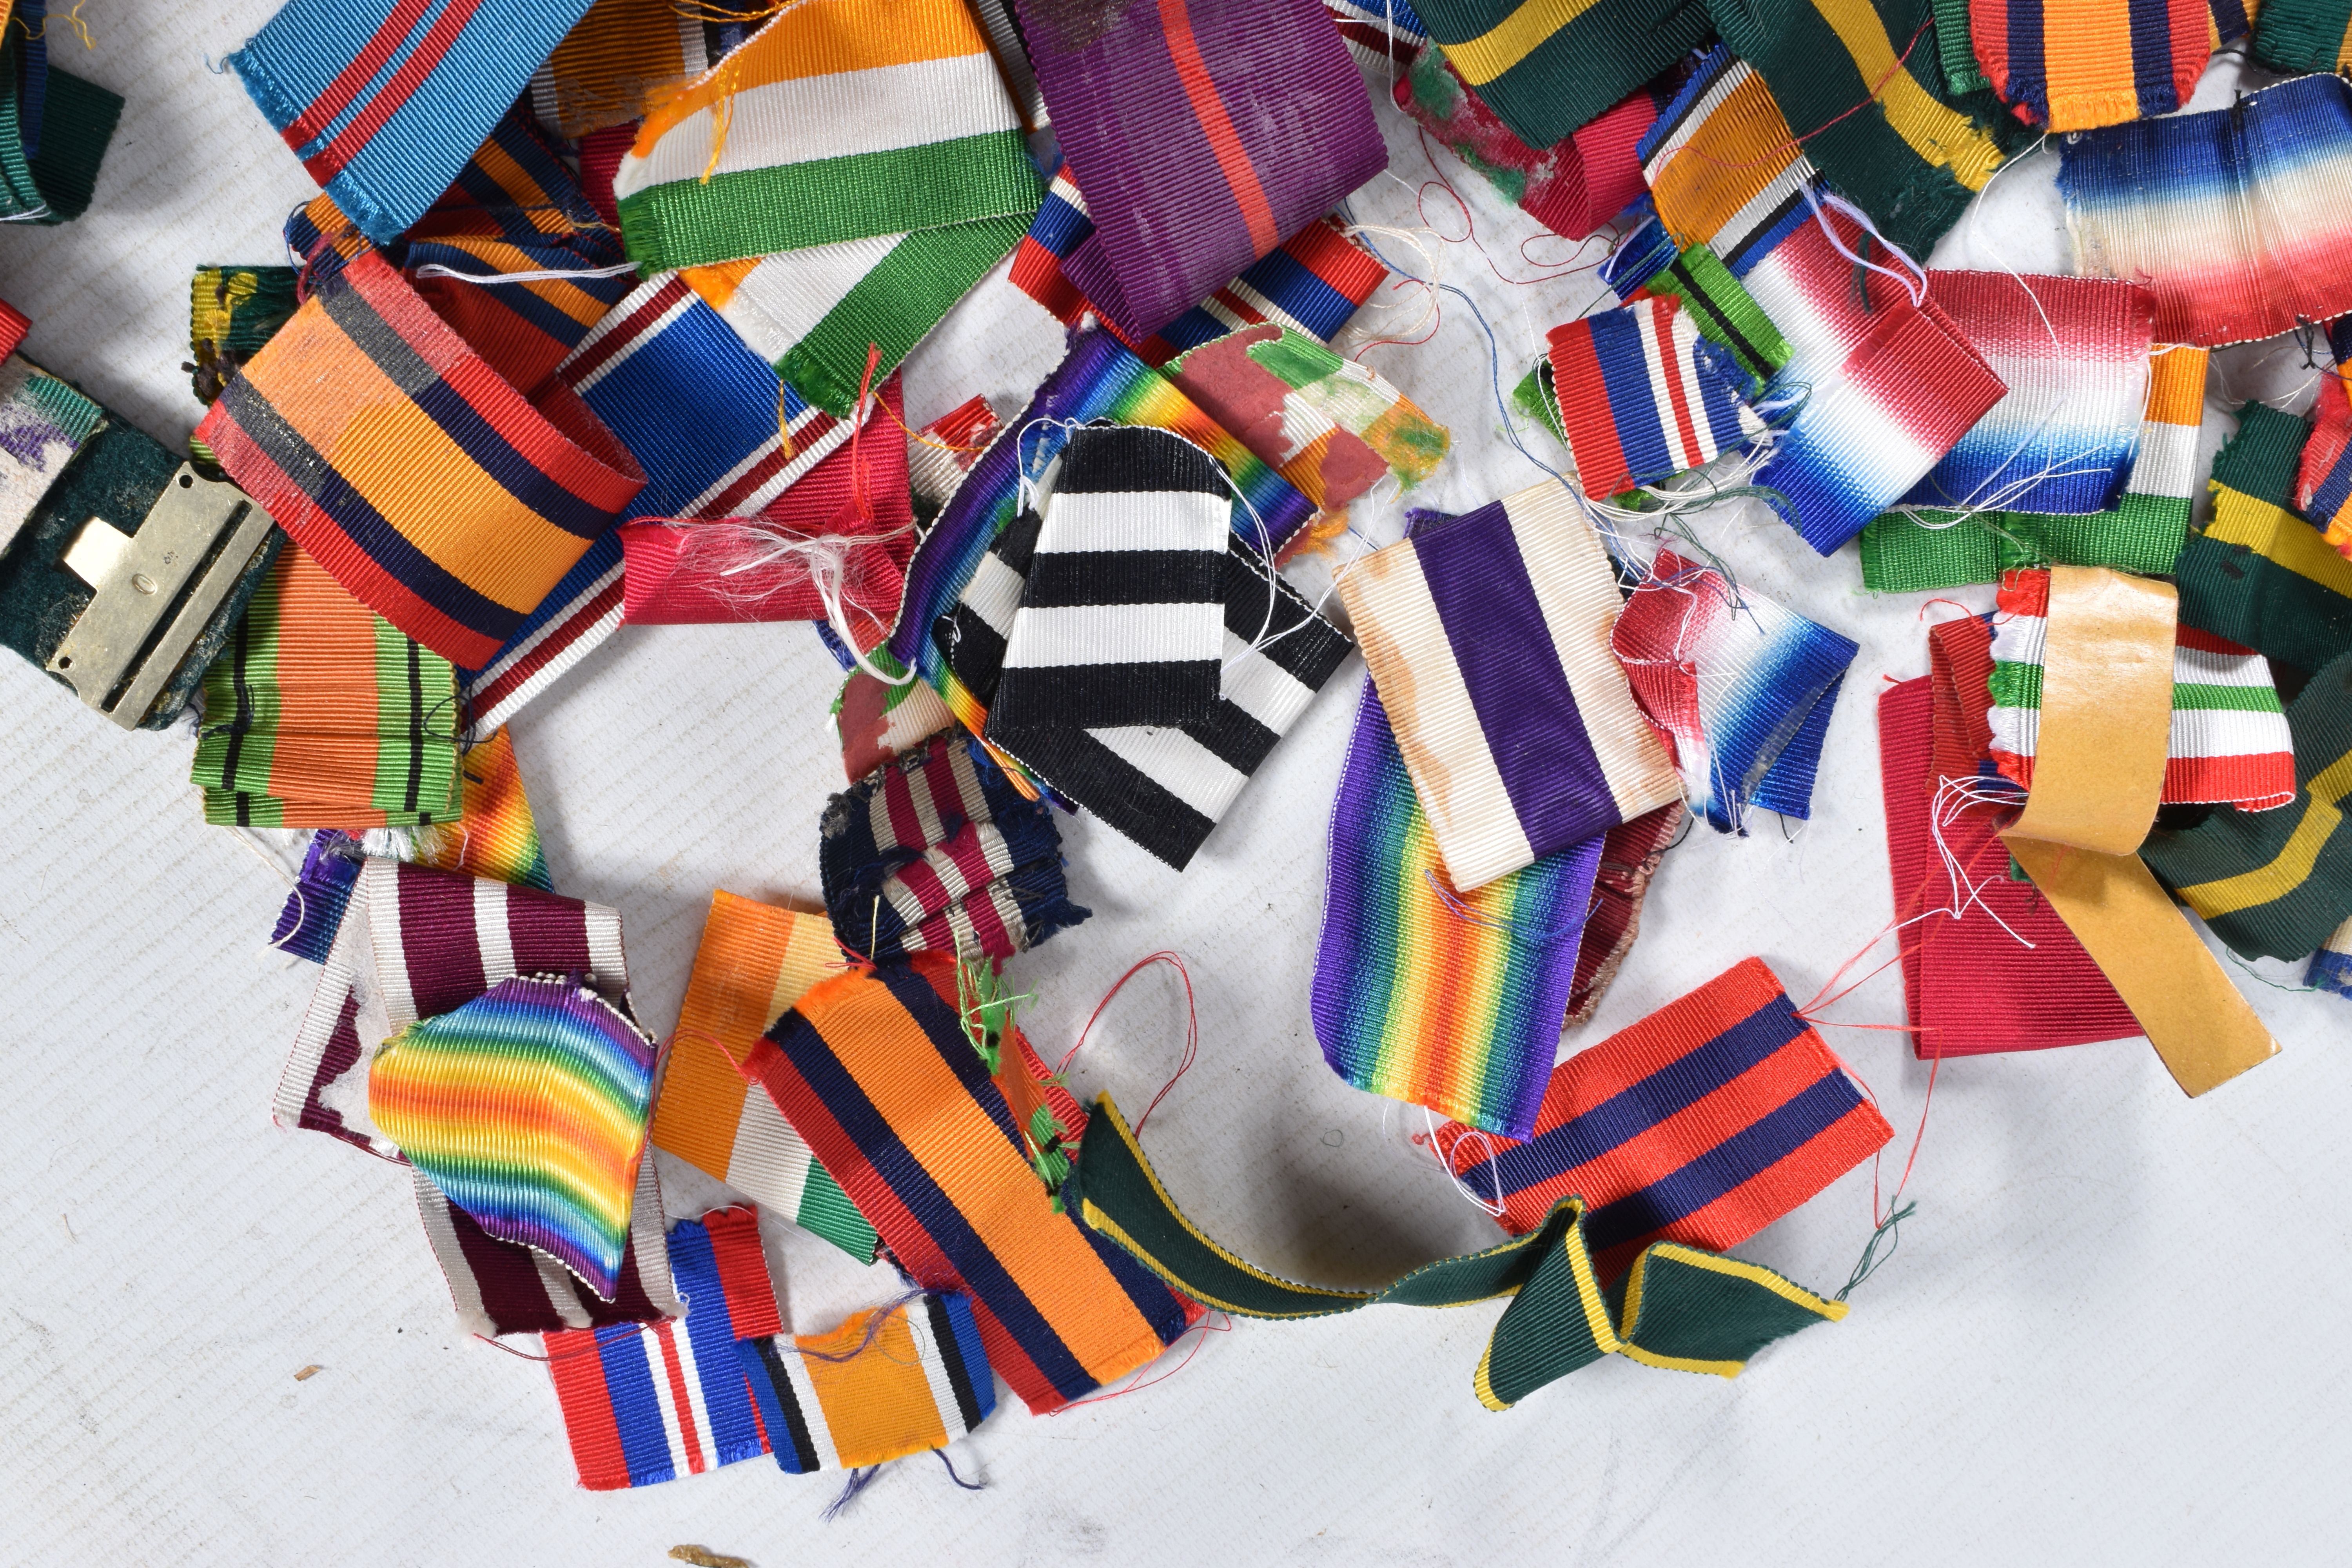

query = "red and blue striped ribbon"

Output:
[[546, 1206, 779, 1490], [227, 0, 595, 244], [1970, 0, 2210, 130], [1545, 296, 1763, 501], [1445, 957, 1892, 1277]]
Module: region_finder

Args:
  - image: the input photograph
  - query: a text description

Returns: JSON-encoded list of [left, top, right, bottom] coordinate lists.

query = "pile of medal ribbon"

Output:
[[7, 0, 2352, 1502]]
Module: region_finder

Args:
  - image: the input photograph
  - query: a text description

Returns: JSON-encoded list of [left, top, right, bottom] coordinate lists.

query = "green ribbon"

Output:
[[0, 24, 121, 225], [1074, 1094, 1848, 1410]]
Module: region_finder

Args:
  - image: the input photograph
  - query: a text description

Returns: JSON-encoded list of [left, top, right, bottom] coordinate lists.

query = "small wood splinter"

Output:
[[668, 1548, 751, 1568]]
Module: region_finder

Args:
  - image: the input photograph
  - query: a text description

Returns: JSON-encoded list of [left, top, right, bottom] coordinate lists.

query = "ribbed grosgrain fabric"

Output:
[[1638, 243, 1792, 381], [528, 0, 720, 138], [1009, 165, 1388, 365], [1564, 802, 1686, 1024], [2142, 652, 2352, 960], [1078, 1093, 1851, 1408], [644, 891, 879, 1262], [274, 858, 630, 1159], [2058, 72, 2352, 347], [1312, 678, 1604, 1139], [1160, 324, 1450, 517], [196, 247, 645, 669], [0, 18, 120, 224], [226, 0, 594, 243], [1394, 53, 1657, 240], [817, 732, 1089, 963], [1987, 567, 2297, 809], [2295, 369, 2352, 556], [1860, 341, 2207, 589], [545, 1205, 779, 1490], [741, 1291, 997, 1474], [408, 726, 553, 890], [990, 425, 1229, 731], [371, 975, 657, 1301], [1900, 272, 2156, 516], [1701, 0, 2019, 258], [742, 965, 1196, 1413], [1971, 0, 2211, 129], [1015, 0, 1385, 340], [191, 265, 300, 405], [1878, 673, 2141, 1056], [1327, 0, 1432, 70], [417, 1154, 682, 1339], [2176, 401, 2352, 678], [1612, 551, 1859, 833], [2310, 914, 2352, 996], [1412, 0, 1710, 153], [1441, 956, 1893, 1274], [1545, 297, 1763, 500], [1635, 46, 1823, 271], [194, 543, 462, 829], [987, 535, 1355, 870], [1335, 481, 1682, 891], [2250, 0, 2352, 71]]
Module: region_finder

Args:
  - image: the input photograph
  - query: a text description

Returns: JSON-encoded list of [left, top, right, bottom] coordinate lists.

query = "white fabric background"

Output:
[[1, 13, 2344, 1565]]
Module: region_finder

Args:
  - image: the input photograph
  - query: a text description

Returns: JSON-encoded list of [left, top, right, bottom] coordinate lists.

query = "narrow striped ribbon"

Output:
[[547, 1205, 779, 1489], [1861, 342, 2208, 590], [1702, 0, 2022, 258], [196, 246, 646, 669], [741, 1291, 998, 1475], [2058, 72, 2352, 347], [889, 329, 1315, 718], [818, 731, 1090, 964], [1335, 480, 1684, 890], [2143, 652, 2352, 962], [987, 535, 1355, 871], [1971, 0, 2211, 129], [1544, 296, 1766, 501], [1394, 53, 1658, 240], [1010, 165, 1387, 365], [646, 891, 880, 1263], [1412, 0, 1710, 154], [971, 0, 1050, 129], [1162, 324, 1450, 517], [194, 542, 463, 829], [1078, 1094, 1850, 1408], [0, 9, 120, 225], [1898, 272, 2156, 517], [2295, 366, 2352, 559], [372, 975, 658, 1300], [274, 857, 630, 1158], [225, 0, 594, 243], [2250, 0, 2352, 69], [2176, 401, 2352, 679], [1442, 956, 1893, 1271], [1989, 568, 2298, 811], [1014, 0, 1386, 341], [1880, 674, 2141, 1057], [1637, 243, 1793, 381], [613, 0, 1042, 414], [1313, 678, 1604, 1139], [1564, 802, 1686, 1025], [1635, 45, 1823, 272], [742, 964, 1197, 1413], [1613, 550, 1860, 833]]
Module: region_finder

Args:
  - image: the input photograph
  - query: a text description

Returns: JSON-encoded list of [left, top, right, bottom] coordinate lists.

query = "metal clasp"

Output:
[[45, 463, 278, 728]]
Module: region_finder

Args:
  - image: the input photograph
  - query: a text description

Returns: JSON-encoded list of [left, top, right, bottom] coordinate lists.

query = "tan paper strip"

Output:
[[2009, 566, 2177, 854], [2002, 837, 2279, 1096]]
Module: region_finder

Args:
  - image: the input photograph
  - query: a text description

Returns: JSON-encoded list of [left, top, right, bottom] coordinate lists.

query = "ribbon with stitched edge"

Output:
[[1412, 0, 1711, 154], [225, 0, 594, 244], [1544, 296, 1767, 502], [2058, 72, 2352, 347], [1077, 1093, 1849, 1410], [742, 963, 1198, 1414], [614, 0, 1041, 415], [1971, 0, 2212, 129], [1013, 0, 1386, 341]]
